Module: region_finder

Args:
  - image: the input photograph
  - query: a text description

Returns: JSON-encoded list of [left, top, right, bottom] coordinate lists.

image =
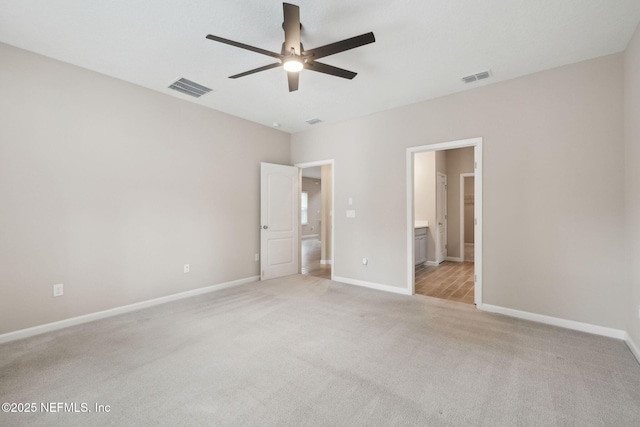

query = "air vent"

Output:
[[462, 70, 492, 84], [305, 118, 322, 125], [168, 78, 213, 98]]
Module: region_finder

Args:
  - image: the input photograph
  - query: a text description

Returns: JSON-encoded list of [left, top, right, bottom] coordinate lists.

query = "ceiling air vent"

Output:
[[305, 118, 322, 125], [462, 70, 492, 84], [169, 78, 213, 98]]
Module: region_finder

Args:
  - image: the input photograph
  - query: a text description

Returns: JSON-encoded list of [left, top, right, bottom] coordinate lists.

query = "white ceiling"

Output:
[[1, 0, 639, 134]]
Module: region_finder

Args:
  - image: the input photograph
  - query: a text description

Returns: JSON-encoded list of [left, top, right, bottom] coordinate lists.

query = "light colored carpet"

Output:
[[1, 275, 639, 426]]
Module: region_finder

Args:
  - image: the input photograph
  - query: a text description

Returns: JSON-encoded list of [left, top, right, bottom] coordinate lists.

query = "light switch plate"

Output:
[[346, 210, 356, 218], [53, 283, 64, 297]]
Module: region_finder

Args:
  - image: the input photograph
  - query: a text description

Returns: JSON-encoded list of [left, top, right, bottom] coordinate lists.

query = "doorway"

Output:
[[406, 138, 482, 305], [296, 160, 334, 280]]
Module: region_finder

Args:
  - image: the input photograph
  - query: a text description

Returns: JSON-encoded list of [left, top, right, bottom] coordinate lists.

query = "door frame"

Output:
[[460, 173, 475, 262], [295, 159, 335, 280], [406, 137, 483, 305]]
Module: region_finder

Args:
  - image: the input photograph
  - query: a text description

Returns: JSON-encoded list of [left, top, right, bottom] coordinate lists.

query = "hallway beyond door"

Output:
[[301, 237, 331, 279]]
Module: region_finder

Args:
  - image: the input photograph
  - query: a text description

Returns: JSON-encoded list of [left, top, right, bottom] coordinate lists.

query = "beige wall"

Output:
[[292, 53, 626, 329], [0, 43, 290, 334], [624, 23, 640, 348], [301, 177, 322, 237]]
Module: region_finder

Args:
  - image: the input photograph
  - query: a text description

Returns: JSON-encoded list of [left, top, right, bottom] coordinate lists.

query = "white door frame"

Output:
[[295, 159, 335, 280], [406, 137, 483, 305], [460, 173, 475, 262]]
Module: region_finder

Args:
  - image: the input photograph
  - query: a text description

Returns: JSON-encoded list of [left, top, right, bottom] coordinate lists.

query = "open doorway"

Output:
[[297, 161, 334, 280], [406, 138, 482, 305]]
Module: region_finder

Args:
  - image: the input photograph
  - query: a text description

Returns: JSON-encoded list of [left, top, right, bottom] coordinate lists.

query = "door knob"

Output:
[[262, 225, 269, 230]]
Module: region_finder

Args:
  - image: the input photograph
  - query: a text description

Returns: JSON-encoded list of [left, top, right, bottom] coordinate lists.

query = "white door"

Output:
[[260, 162, 299, 280], [436, 172, 447, 263]]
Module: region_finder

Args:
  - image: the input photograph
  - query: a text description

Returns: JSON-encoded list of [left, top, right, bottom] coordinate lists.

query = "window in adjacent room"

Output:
[[301, 191, 309, 225]]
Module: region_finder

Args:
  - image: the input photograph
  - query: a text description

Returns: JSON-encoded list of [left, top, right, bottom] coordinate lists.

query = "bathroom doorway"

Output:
[[406, 138, 482, 305]]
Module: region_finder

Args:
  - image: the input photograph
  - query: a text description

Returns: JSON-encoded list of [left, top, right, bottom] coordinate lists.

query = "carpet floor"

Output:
[[1, 275, 639, 426]]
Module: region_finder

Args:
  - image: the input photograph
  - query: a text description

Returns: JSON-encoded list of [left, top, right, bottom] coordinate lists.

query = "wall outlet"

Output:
[[255, 253, 260, 262], [184, 264, 190, 273], [53, 283, 64, 297]]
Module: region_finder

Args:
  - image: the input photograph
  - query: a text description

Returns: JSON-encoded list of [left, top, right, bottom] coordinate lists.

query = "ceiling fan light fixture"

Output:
[[283, 57, 303, 72]]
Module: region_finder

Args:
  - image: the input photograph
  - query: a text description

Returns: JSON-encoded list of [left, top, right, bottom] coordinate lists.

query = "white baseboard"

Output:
[[333, 276, 411, 296], [478, 303, 626, 340], [0, 276, 259, 344], [320, 259, 332, 265], [425, 261, 439, 267], [446, 256, 464, 263], [625, 333, 640, 364]]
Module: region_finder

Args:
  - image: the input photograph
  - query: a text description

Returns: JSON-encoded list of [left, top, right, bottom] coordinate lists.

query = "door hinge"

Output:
[[474, 161, 477, 169], [474, 218, 477, 225]]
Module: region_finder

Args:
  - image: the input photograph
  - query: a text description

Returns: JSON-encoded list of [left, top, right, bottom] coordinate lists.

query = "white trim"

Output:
[[295, 159, 335, 280], [334, 276, 411, 296], [626, 333, 640, 364], [406, 137, 483, 300], [460, 173, 475, 262], [302, 234, 320, 239], [478, 303, 626, 340], [424, 261, 440, 267], [445, 256, 463, 263], [320, 259, 332, 265], [0, 276, 259, 344]]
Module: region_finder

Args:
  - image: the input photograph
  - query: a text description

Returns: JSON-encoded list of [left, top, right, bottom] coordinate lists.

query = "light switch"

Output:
[[346, 210, 356, 218]]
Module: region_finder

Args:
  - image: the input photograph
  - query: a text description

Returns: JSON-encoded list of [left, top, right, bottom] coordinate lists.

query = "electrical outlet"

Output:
[[53, 283, 64, 297], [255, 253, 260, 262], [184, 264, 190, 273]]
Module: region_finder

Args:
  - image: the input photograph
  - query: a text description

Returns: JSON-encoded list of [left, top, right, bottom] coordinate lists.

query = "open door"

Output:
[[260, 162, 299, 280]]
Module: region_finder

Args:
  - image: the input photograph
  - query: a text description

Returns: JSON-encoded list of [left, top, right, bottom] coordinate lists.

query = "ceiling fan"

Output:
[[206, 3, 375, 92]]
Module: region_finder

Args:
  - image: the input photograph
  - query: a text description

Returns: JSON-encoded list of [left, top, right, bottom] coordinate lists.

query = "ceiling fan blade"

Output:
[[282, 3, 301, 55], [206, 34, 282, 59], [305, 61, 357, 80], [229, 62, 282, 79], [302, 32, 375, 60]]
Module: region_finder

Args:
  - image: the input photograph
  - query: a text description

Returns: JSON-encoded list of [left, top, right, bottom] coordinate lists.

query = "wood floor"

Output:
[[415, 261, 475, 305], [301, 237, 331, 279]]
